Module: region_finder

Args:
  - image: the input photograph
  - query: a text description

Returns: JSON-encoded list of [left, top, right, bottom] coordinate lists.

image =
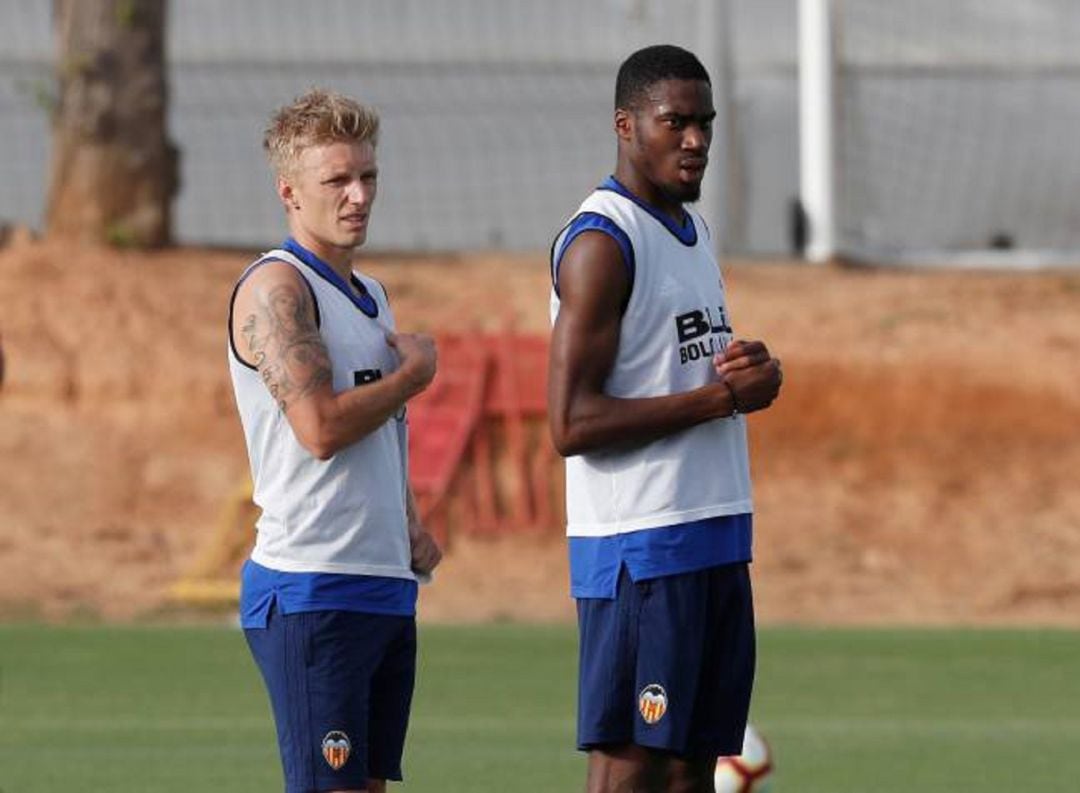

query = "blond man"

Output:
[[228, 89, 441, 793]]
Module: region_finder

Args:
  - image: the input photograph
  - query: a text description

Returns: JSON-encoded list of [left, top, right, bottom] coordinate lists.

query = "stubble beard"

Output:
[[660, 179, 702, 205]]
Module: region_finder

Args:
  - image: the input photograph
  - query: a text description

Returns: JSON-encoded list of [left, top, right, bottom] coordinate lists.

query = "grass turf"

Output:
[[1, 623, 1078, 791]]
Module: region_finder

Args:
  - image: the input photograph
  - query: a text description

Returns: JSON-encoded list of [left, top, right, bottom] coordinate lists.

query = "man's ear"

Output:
[[614, 108, 633, 143], [277, 175, 299, 210]]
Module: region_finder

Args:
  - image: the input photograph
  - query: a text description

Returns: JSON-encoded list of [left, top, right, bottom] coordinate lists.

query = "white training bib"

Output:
[[551, 186, 753, 537], [228, 248, 415, 578]]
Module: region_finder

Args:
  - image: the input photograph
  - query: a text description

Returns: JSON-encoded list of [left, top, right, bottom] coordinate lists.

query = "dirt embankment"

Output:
[[1, 238, 1079, 624]]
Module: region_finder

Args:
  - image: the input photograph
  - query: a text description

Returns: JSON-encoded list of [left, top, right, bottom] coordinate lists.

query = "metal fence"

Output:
[[3, 0, 797, 252]]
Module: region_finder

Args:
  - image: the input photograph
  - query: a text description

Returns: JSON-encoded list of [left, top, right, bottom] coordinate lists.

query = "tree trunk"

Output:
[[46, 0, 177, 247]]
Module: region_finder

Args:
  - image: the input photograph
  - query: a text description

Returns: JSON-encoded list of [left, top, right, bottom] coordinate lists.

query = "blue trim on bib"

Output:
[[552, 212, 636, 303], [568, 513, 752, 599], [282, 236, 379, 318], [598, 175, 698, 246], [227, 256, 323, 372], [240, 559, 417, 628]]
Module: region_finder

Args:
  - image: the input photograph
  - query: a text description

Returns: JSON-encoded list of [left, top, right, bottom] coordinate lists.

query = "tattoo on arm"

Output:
[[242, 282, 331, 411]]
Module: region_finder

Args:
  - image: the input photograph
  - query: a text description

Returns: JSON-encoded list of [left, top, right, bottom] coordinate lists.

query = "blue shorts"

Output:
[[244, 603, 416, 792], [576, 563, 755, 759]]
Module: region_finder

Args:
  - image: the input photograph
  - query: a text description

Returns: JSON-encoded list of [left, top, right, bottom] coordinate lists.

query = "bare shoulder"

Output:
[[232, 261, 311, 364], [233, 260, 311, 318], [557, 230, 629, 316], [231, 261, 331, 411]]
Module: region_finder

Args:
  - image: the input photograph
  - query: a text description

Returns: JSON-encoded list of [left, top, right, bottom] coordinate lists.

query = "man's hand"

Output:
[[387, 332, 437, 397], [409, 527, 443, 576], [713, 339, 783, 414]]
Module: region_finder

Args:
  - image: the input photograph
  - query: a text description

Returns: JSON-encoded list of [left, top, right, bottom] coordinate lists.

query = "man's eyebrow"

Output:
[[657, 109, 717, 121]]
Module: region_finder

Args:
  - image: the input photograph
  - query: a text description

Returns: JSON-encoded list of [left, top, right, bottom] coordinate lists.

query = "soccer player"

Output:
[[228, 89, 442, 793], [547, 45, 783, 793]]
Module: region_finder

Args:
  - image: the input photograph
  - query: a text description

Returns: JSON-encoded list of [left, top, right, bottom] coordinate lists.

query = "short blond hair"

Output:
[[263, 88, 380, 176]]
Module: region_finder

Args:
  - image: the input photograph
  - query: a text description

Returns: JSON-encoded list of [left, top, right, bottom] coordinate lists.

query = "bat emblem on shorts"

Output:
[[321, 730, 351, 770], [638, 683, 668, 724]]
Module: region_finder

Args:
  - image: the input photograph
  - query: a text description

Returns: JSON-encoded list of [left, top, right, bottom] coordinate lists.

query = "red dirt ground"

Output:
[[1, 236, 1079, 625]]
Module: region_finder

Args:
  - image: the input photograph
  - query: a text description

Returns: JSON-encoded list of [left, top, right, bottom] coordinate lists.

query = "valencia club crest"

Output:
[[321, 730, 351, 770], [638, 683, 668, 725]]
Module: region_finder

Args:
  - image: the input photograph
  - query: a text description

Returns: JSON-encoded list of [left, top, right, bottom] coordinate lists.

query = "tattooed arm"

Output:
[[231, 262, 436, 459]]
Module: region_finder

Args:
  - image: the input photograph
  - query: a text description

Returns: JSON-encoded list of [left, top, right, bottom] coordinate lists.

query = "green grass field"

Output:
[[2, 623, 1079, 792]]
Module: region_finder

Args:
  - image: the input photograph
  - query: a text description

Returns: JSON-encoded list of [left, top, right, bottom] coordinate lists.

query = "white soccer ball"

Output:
[[713, 723, 774, 793]]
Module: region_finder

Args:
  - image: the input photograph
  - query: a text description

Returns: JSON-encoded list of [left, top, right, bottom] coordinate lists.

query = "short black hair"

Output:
[[615, 44, 711, 110]]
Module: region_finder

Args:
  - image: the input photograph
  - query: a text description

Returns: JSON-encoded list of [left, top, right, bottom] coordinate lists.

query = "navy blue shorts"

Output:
[[244, 604, 417, 792], [576, 563, 755, 759]]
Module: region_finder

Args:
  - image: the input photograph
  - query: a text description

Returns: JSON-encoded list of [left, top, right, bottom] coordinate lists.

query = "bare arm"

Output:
[[232, 262, 436, 460], [714, 339, 783, 414], [405, 486, 442, 574], [547, 232, 738, 457]]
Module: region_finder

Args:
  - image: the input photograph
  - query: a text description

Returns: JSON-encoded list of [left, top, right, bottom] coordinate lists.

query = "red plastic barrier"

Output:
[[407, 332, 558, 543]]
